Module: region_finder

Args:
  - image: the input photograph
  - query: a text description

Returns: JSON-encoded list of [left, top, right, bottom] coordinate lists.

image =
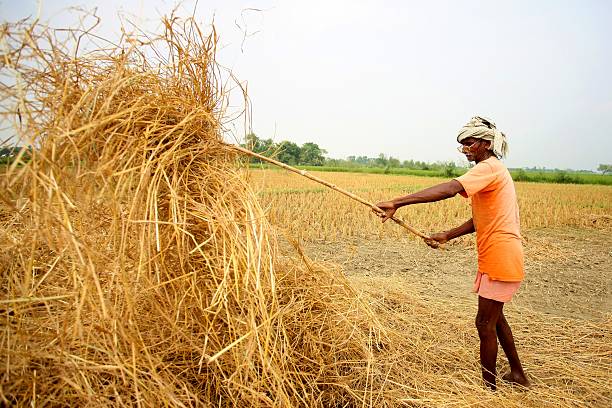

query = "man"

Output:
[[375, 116, 529, 390]]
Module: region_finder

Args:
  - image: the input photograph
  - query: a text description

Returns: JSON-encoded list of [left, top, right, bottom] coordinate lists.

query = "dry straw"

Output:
[[0, 13, 389, 407], [0, 12, 610, 408]]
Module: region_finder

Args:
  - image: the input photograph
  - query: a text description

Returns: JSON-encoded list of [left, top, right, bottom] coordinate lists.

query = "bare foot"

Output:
[[502, 371, 530, 388]]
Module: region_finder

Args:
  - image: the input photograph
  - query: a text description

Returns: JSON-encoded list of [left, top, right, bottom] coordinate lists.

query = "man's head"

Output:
[[456, 116, 508, 161], [457, 137, 493, 163]]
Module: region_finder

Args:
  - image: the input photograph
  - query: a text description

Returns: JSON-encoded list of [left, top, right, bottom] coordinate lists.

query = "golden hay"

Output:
[[0, 13, 610, 408], [0, 16, 388, 406]]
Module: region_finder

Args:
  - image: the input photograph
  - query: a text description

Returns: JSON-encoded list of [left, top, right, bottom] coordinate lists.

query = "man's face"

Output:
[[458, 137, 489, 162]]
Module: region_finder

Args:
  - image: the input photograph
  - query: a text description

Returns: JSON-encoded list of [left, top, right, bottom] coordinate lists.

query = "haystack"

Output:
[[0, 16, 389, 406]]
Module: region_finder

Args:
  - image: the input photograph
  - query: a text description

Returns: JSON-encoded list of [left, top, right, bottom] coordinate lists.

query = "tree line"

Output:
[[242, 134, 460, 175], [2, 140, 611, 176], [242, 135, 612, 177], [242, 134, 327, 166], [326, 154, 460, 173]]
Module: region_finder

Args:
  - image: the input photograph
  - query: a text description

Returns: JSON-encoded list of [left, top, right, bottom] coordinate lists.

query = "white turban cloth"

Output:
[[456, 116, 508, 158]]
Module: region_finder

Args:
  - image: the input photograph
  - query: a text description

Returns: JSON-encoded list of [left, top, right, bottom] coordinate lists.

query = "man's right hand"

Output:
[[373, 201, 397, 223], [425, 232, 448, 248]]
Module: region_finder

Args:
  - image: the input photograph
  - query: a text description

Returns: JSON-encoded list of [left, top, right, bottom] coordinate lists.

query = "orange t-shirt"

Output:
[[455, 157, 524, 282]]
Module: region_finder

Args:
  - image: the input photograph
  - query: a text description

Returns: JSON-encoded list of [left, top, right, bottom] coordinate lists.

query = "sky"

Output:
[[2, 0, 611, 170]]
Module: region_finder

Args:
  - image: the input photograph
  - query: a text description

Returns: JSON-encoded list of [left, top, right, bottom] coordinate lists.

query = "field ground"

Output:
[[287, 228, 611, 321], [254, 168, 611, 320], [274, 228, 612, 405], [258, 168, 611, 405], [281, 229, 612, 408]]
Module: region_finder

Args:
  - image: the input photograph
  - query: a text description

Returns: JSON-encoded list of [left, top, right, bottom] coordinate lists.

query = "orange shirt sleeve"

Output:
[[454, 162, 496, 198]]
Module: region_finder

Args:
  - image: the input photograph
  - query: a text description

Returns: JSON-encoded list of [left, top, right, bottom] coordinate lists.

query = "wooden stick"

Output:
[[229, 144, 435, 243]]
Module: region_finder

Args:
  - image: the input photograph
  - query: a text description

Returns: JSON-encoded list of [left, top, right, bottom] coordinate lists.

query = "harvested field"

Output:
[[250, 168, 612, 240], [1, 13, 610, 408], [254, 168, 612, 407]]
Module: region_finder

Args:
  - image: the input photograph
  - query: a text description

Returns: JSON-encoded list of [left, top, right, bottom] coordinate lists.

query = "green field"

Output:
[[251, 164, 612, 186]]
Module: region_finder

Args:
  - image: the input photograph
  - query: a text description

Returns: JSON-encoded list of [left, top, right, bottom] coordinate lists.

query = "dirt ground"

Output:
[[290, 228, 611, 321]]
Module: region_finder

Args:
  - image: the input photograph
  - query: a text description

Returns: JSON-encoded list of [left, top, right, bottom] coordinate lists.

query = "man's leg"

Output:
[[497, 312, 530, 386], [475, 296, 504, 390]]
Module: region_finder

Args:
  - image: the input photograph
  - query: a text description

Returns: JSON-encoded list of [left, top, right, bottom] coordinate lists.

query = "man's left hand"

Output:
[[425, 232, 448, 248], [373, 201, 397, 223]]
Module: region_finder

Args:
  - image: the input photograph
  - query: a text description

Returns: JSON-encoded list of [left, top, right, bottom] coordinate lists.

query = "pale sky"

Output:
[[2, 0, 611, 170]]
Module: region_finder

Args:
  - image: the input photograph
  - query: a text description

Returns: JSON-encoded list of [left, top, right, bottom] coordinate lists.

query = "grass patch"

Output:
[[252, 165, 612, 186]]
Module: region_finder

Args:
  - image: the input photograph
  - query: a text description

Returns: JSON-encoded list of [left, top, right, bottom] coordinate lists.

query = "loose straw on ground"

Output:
[[230, 144, 435, 244]]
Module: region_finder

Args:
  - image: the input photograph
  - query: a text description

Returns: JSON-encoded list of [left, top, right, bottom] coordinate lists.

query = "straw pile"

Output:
[[0, 16, 390, 406], [1, 14, 610, 408]]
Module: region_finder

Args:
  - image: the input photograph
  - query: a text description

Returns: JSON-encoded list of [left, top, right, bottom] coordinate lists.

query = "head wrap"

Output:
[[456, 116, 508, 158]]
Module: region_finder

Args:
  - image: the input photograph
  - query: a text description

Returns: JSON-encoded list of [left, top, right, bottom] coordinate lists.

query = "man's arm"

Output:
[[375, 180, 465, 222], [425, 218, 475, 248], [445, 218, 475, 240], [391, 179, 464, 206]]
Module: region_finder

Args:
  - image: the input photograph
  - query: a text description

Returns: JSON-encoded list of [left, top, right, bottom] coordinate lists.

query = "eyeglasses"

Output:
[[457, 140, 480, 153]]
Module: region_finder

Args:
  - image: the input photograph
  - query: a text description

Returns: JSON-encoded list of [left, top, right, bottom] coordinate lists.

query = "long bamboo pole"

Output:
[[229, 144, 436, 245]]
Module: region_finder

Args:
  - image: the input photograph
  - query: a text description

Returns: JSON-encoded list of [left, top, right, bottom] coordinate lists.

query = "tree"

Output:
[[244, 133, 260, 151], [402, 159, 416, 169], [299, 142, 326, 166], [375, 153, 388, 167], [277, 141, 301, 165], [243, 133, 276, 163], [598, 164, 612, 175], [442, 161, 457, 177], [388, 157, 401, 168], [244, 133, 274, 154], [355, 156, 371, 165]]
